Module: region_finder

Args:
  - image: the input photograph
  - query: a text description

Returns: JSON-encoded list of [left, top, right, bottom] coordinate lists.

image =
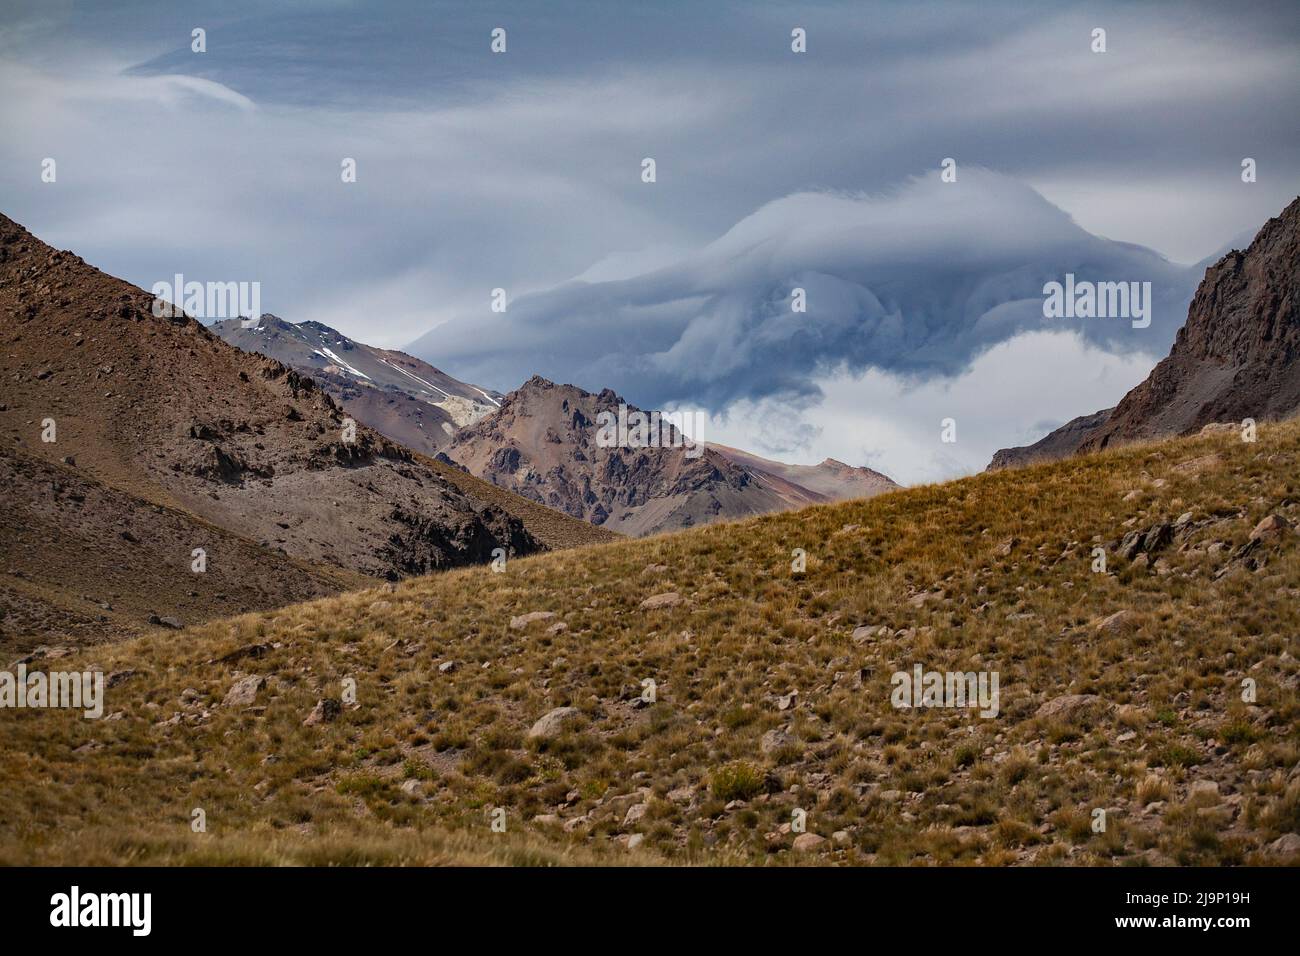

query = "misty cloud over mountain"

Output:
[[411, 171, 1200, 412]]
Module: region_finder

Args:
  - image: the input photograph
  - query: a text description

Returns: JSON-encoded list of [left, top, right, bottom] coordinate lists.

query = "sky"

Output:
[[2, 0, 1298, 483]]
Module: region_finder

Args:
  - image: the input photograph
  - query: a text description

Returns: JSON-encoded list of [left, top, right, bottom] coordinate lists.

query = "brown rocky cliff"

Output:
[[1080, 195, 1300, 451], [988, 196, 1300, 468]]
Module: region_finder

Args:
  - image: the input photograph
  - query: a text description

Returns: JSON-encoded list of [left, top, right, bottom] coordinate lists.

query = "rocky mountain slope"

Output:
[[987, 408, 1115, 471], [989, 197, 1300, 469], [0, 213, 600, 647], [444, 376, 896, 537], [5, 419, 1297, 866], [212, 315, 500, 456]]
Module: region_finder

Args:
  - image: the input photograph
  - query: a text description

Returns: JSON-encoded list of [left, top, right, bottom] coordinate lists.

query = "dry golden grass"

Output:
[[3, 422, 1298, 866]]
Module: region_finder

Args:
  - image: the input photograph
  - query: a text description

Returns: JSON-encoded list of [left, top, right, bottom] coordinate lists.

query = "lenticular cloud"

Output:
[[411, 170, 1199, 410]]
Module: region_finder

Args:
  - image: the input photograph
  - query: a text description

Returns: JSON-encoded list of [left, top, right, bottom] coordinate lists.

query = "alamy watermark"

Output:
[[50, 886, 150, 936], [1, 664, 103, 719], [1043, 274, 1151, 329], [891, 664, 999, 718], [595, 403, 705, 458], [151, 273, 260, 326]]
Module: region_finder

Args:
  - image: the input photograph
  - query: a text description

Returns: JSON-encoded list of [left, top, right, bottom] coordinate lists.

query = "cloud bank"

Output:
[[413, 170, 1196, 413]]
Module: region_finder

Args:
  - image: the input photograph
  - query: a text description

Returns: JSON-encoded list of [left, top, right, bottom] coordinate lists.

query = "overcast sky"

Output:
[[2, 0, 1297, 482]]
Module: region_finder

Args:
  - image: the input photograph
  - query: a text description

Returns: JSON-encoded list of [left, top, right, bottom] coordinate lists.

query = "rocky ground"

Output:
[[2, 420, 1297, 865]]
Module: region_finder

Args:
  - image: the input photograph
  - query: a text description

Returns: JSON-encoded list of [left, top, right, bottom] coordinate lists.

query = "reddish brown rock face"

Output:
[[444, 375, 897, 537]]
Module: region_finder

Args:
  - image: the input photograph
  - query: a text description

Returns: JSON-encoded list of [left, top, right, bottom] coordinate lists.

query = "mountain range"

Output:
[[6, 191, 1297, 652], [2, 198, 1299, 869], [214, 322, 899, 537]]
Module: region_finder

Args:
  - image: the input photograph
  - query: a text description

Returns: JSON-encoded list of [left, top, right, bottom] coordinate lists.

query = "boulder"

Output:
[[527, 706, 581, 740], [221, 674, 264, 707], [303, 697, 341, 726], [1250, 514, 1290, 541], [1035, 693, 1113, 722], [510, 611, 556, 630], [792, 833, 826, 852]]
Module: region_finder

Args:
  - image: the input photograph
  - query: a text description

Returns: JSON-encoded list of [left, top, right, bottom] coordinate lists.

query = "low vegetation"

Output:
[[3, 422, 1298, 865]]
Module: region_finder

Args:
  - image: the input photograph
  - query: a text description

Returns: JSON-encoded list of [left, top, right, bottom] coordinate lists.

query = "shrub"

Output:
[[710, 762, 763, 801]]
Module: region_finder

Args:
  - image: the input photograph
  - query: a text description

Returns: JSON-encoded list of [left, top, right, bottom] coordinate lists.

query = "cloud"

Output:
[[412, 170, 1199, 413], [701, 330, 1157, 485]]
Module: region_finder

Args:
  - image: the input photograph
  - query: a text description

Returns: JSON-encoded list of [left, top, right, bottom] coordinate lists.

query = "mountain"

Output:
[[8, 416, 1298, 865], [212, 315, 500, 456], [707, 443, 897, 507], [986, 408, 1114, 470], [0, 213, 602, 650], [443, 376, 896, 537], [989, 197, 1300, 469]]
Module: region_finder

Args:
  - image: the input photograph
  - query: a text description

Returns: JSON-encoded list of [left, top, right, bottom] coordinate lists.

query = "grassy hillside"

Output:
[[3, 422, 1298, 866]]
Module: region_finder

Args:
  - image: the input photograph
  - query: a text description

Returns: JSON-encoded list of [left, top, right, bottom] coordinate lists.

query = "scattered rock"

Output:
[[303, 697, 341, 726], [510, 611, 556, 630], [640, 591, 680, 610], [526, 706, 581, 740], [221, 675, 264, 707], [1035, 694, 1114, 722], [792, 833, 826, 852]]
